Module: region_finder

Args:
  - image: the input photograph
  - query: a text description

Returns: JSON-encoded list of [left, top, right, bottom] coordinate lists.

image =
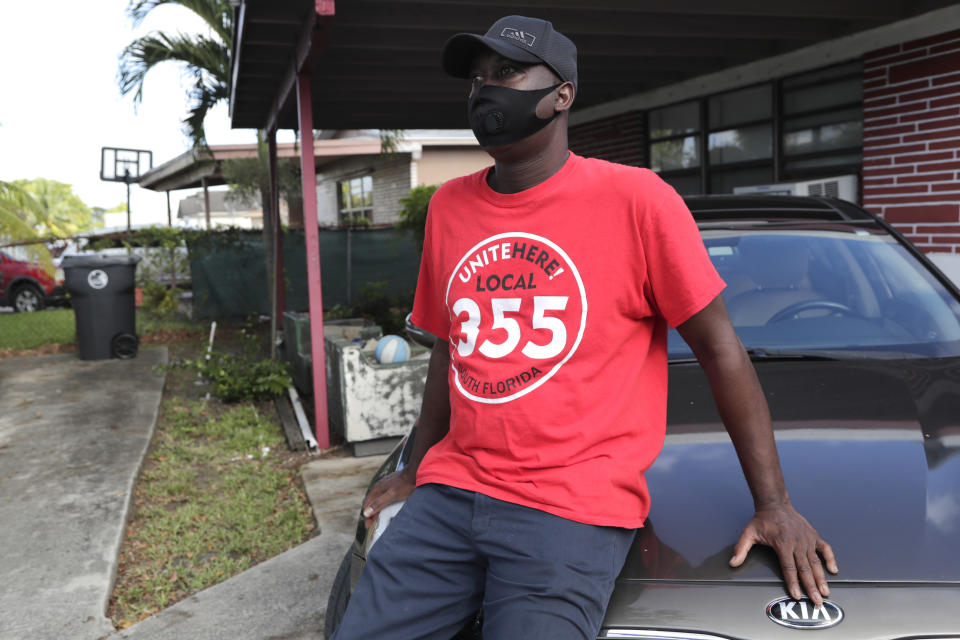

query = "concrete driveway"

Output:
[[0, 349, 167, 640], [0, 348, 385, 640]]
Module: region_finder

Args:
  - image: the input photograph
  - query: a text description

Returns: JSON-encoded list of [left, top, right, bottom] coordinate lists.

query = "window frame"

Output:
[[337, 174, 374, 221], [646, 62, 864, 194], [779, 63, 863, 182]]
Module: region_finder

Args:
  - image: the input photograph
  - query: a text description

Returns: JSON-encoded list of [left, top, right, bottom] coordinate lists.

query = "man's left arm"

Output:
[[675, 294, 839, 604]]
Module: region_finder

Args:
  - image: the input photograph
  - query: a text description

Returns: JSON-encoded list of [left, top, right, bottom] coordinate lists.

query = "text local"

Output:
[[457, 241, 567, 285]]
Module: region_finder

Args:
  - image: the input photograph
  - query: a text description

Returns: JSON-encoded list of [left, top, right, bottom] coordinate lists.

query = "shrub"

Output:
[[395, 184, 438, 253], [169, 352, 292, 402], [141, 281, 180, 316], [351, 280, 411, 335]]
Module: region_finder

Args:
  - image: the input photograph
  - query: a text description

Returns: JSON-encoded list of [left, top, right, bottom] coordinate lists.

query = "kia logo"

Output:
[[766, 597, 843, 629]]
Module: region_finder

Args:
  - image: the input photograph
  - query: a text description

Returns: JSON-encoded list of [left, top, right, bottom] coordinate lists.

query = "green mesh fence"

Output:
[[187, 234, 269, 318], [187, 228, 421, 319]]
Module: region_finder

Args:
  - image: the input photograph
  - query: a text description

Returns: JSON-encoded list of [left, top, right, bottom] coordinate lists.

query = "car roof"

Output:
[[683, 195, 876, 224]]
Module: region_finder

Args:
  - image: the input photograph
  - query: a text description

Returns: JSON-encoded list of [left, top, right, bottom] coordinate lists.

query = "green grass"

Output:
[[136, 309, 206, 335], [0, 307, 206, 352], [0, 308, 74, 349], [110, 401, 315, 628]]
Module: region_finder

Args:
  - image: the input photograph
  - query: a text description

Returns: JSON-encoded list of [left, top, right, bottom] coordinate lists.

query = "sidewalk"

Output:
[[0, 347, 386, 640], [0, 349, 167, 640]]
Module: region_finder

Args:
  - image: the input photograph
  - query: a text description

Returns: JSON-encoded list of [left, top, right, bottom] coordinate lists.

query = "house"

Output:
[[314, 130, 490, 227], [176, 190, 268, 229], [138, 130, 490, 228]]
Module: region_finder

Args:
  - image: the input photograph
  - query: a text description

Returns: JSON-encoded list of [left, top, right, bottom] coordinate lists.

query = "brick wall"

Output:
[[862, 29, 960, 253], [568, 110, 646, 166]]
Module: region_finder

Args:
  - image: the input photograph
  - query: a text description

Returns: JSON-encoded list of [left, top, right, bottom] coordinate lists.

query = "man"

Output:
[[333, 15, 837, 640]]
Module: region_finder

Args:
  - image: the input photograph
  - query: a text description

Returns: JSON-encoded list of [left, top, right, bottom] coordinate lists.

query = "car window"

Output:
[[668, 229, 960, 359]]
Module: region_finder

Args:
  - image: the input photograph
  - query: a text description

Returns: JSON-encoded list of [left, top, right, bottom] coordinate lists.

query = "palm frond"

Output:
[[183, 78, 230, 148], [0, 208, 39, 242], [118, 32, 229, 103], [0, 181, 44, 240], [14, 179, 93, 237], [0, 181, 54, 269], [118, 0, 233, 148], [127, 0, 233, 46]]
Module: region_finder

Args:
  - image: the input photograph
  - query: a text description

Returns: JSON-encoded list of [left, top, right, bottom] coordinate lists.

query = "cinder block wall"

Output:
[[373, 156, 414, 226], [315, 174, 340, 227], [568, 110, 646, 167], [862, 29, 960, 253], [315, 153, 413, 227]]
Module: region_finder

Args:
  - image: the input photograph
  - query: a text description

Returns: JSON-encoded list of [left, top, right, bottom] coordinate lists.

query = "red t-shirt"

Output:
[[410, 153, 724, 529]]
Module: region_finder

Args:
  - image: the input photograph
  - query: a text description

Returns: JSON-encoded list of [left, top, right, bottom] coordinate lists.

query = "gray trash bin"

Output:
[[62, 254, 142, 360]]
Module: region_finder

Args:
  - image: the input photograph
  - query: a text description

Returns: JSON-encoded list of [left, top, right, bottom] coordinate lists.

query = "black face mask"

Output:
[[467, 84, 561, 147]]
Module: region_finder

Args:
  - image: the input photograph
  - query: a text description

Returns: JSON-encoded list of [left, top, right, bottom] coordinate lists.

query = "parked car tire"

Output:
[[324, 548, 353, 639], [12, 284, 44, 312]]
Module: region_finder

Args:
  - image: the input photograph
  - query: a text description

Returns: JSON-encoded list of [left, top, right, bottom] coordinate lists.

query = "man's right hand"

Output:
[[362, 467, 417, 528]]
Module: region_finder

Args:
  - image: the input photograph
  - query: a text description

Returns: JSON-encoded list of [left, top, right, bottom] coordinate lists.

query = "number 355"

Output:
[[452, 296, 569, 359]]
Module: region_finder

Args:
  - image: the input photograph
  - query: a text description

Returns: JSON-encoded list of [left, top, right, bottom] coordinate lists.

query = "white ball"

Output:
[[374, 335, 410, 364]]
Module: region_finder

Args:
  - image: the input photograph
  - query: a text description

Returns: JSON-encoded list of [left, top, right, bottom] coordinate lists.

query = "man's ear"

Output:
[[555, 81, 576, 112]]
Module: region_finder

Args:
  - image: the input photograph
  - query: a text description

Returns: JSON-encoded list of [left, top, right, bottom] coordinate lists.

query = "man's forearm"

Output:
[[406, 339, 452, 474], [677, 296, 837, 600], [696, 339, 789, 508]]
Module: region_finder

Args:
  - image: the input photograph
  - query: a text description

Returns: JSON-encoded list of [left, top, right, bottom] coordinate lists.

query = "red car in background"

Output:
[[0, 249, 66, 312]]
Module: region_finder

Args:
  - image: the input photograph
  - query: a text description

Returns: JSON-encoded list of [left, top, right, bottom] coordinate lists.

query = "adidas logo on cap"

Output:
[[500, 27, 536, 47]]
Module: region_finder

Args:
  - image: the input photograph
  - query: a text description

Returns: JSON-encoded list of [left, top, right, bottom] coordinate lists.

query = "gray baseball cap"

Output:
[[441, 15, 578, 90]]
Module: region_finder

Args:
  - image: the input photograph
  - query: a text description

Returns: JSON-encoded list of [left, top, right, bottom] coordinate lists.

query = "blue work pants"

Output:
[[331, 483, 636, 640]]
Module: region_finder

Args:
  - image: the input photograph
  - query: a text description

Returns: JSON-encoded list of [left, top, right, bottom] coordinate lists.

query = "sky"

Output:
[[0, 0, 294, 226]]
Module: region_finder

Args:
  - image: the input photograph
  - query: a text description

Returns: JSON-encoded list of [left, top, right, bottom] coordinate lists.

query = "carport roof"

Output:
[[230, 0, 958, 132], [137, 131, 478, 192], [136, 139, 380, 192]]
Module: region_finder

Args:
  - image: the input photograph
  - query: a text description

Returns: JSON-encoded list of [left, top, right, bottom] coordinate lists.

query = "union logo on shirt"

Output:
[[445, 232, 587, 404]]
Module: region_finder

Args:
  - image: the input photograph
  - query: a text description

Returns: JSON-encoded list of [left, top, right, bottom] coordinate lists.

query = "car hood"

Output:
[[626, 356, 960, 584]]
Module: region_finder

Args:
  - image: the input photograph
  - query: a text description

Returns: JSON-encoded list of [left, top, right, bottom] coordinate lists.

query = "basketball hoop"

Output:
[[100, 147, 153, 231]]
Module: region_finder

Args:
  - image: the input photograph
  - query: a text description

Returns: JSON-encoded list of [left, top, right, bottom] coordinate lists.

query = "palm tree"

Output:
[[118, 0, 232, 147], [14, 179, 93, 237], [0, 181, 56, 271], [0, 181, 42, 240]]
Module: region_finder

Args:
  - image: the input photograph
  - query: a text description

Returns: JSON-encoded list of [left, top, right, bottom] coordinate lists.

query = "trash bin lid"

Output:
[[62, 254, 142, 268]]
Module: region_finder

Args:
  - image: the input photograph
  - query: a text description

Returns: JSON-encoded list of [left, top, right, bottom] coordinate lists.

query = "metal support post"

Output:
[[296, 71, 330, 449], [202, 176, 212, 229], [268, 128, 284, 359], [125, 174, 132, 231]]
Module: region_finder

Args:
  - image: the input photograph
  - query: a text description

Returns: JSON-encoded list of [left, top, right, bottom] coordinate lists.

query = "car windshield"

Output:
[[668, 227, 960, 360]]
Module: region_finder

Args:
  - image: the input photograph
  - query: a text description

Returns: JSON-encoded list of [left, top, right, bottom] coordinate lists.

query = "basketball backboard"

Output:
[[100, 147, 153, 183]]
